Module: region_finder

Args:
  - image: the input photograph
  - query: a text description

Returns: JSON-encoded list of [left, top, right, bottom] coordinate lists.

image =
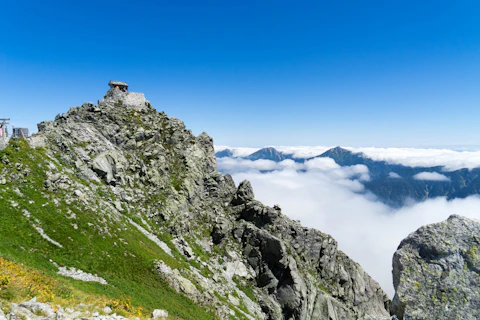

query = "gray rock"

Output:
[[91, 150, 125, 185], [56, 264, 108, 284], [212, 217, 232, 244], [73, 189, 85, 200], [18, 299, 55, 317], [9, 303, 38, 320], [391, 214, 480, 320], [231, 180, 255, 206], [152, 309, 168, 319], [153, 261, 200, 298], [101, 87, 148, 110], [172, 237, 195, 259], [231, 181, 391, 320]]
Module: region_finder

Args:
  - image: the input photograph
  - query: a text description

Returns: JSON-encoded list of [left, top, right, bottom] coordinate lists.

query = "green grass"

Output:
[[0, 139, 216, 319], [232, 276, 257, 303]]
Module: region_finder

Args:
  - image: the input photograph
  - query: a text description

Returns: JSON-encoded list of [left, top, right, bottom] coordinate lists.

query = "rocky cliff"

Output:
[[391, 214, 480, 320], [0, 85, 390, 319]]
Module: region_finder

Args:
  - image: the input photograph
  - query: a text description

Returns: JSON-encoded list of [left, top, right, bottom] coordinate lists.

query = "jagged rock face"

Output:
[[28, 87, 390, 319], [230, 182, 391, 319], [391, 214, 480, 320], [36, 95, 229, 235]]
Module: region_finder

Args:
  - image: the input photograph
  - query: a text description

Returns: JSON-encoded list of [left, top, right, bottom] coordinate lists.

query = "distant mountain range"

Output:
[[216, 147, 480, 207], [244, 147, 298, 162], [216, 147, 304, 162]]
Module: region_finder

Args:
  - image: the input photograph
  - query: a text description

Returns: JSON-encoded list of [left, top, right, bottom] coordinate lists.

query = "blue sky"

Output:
[[1, 1, 480, 148]]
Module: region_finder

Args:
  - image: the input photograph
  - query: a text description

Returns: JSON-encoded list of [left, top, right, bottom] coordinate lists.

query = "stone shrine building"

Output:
[[102, 81, 148, 109], [108, 80, 128, 92]]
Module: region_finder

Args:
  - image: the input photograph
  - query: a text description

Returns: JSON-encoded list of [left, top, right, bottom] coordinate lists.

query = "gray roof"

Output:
[[108, 80, 128, 87]]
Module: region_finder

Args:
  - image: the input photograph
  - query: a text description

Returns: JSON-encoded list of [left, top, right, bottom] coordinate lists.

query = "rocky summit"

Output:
[[0, 83, 392, 319], [392, 214, 480, 319]]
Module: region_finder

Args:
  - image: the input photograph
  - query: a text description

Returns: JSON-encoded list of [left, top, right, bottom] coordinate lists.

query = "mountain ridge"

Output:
[[0, 85, 391, 319]]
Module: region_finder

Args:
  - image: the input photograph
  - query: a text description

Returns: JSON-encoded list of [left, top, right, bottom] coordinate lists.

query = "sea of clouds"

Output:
[[215, 145, 480, 297], [215, 145, 480, 171]]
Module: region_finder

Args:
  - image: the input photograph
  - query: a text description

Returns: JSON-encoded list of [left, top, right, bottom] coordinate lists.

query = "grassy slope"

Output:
[[0, 139, 216, 320]]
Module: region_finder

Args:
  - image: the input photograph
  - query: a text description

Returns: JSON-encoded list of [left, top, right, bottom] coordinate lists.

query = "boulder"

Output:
[[92, 150, 124, 184], [101, 88, 148, 110], [152, 309, 169, 319], [123, 92, 147, 109], [391, 214, 480, 320], [18, 299, 55, 318], [231, 180, 255, 205], [212, 217, 232, 244]]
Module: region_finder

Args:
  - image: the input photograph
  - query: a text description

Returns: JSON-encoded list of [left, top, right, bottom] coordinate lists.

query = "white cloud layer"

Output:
[[388, 172, 402, 179], [347, 147, 480, 171], [214, 145, 260, 157], [215, 145, 480, 171], [217, 156, 370, 189], [217, 157, 303, 173], [413, 172, 451, 181], [219, 155, 480, 298], [275, 146, 333, 159]]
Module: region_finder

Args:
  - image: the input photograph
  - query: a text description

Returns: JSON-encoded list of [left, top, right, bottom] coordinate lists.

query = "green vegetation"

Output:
[[318, 283, 330, 295], [0, 140, 216, 319], [468, 246, 478, 262], [213, 291, 250, 320], [232, 276, 257, 303]]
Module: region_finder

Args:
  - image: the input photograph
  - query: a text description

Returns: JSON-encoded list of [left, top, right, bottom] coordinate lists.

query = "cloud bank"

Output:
[[348, 147, 480, 171], [217, 154, 480, 298], [388, 172, 402, 179], [214, 145, 262, 158], [413, 172, 451, 181], [215, 145, 480, 171]]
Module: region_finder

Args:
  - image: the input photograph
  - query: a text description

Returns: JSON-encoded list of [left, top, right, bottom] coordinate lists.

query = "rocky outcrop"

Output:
[[391, 214, 480, 320], [230, 181, 391, 319], [1, 297, 129, 320], [102, 87, 148, 109]]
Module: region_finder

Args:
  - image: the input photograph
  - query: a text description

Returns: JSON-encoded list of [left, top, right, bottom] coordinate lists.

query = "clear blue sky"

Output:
[[1, 1, 479, 148]]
